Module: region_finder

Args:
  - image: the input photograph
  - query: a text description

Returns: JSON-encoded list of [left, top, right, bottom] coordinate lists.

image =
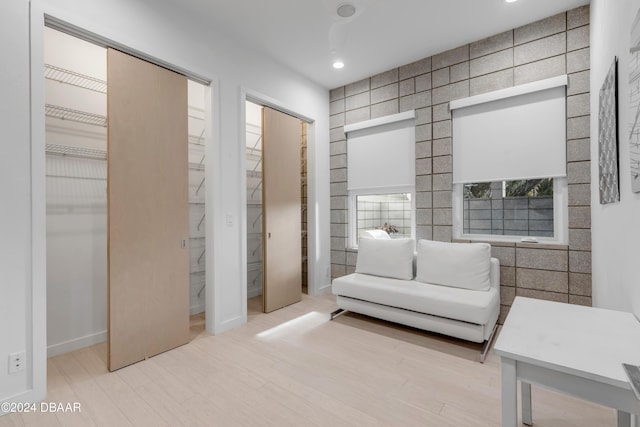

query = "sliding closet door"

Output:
[[107, 49, 189, 371], [262, 107, 302, 313]]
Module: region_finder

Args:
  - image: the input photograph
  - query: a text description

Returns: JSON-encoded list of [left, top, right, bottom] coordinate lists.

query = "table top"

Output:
[[494, 296, 640, 390]]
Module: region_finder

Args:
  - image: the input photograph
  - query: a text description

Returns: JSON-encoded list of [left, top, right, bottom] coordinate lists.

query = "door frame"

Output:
[[29, 8, 215, 378], [240, 88, 317, 321]]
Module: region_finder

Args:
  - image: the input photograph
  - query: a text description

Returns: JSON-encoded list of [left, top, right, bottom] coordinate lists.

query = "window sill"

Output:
[[453, 237, 568, 251]]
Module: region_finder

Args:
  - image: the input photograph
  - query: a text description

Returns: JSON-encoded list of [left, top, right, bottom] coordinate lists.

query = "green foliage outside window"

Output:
[[463, 178, 553, 199]]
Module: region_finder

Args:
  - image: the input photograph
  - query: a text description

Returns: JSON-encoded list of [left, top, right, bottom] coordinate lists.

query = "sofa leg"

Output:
[[480, 323, 499, 363], [330, 308, 345, 320]]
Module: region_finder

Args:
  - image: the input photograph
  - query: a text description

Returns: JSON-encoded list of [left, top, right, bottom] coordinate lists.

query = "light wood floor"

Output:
[[1, 294, 616, 426]]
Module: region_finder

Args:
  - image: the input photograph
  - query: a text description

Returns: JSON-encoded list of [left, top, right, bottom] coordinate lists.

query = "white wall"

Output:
[[46, 154, 108, 356], [44, 27, 108, 357], [46, 205, 107, 356], [591, 0, 640, 317], [1, 0, 330, 409], [0, 0, 46, 408]]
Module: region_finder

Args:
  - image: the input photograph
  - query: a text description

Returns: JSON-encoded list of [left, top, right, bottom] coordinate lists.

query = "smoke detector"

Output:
[[337, 3, 356, 18]]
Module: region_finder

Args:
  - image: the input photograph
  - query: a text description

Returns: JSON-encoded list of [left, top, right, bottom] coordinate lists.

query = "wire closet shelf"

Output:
[[45, 64, 107, 93], [45, 104, 107, 127]]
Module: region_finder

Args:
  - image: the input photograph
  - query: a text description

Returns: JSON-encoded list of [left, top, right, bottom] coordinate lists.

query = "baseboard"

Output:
[[47, 304, 206, 358], [47, 330, 107, 358], [316, 282, 332, 295], [215, 315, 244, 334], [0, 388, 47, 416], [247, 287, 263, 299], [190, 303, 205, 315]]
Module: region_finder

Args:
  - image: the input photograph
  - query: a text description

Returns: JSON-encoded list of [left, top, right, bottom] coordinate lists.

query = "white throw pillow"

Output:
[[355, 237, 415, 280], [416, 240, 491, 290]]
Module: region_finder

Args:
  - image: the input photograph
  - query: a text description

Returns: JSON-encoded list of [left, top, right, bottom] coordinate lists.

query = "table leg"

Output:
[[501, 357, 517, 427], [617, 410, 631, 427], [521, 382, 532, 426]]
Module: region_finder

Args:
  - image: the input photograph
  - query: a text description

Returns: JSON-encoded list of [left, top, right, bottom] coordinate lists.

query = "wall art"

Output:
[[599, 57, 619, 204], [629, 9, 640, 192]]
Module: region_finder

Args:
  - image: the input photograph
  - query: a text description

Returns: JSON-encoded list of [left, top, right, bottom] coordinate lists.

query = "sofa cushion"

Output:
[[332, 273, 499, 325], [416, 240, 491, 291], [355, 237, 414, 280]]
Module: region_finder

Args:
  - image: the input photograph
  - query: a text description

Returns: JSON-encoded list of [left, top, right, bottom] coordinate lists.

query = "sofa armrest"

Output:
[[490, 258, 500, 290]]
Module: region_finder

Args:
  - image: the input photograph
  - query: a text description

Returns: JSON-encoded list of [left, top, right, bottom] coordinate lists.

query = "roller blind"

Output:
[[345, 112, 415, 191], [451, 76, 567, 184]]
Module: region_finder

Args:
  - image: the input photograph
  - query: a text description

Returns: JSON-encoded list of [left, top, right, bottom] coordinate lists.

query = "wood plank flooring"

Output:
[[1, 294, 616, 426]]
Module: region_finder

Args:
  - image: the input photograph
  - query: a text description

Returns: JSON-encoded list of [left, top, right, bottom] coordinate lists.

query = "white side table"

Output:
[[494, 297, 640, 427]]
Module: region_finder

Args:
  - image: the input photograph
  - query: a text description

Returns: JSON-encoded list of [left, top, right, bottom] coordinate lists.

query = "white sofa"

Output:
[[331, 238, 500, 362]]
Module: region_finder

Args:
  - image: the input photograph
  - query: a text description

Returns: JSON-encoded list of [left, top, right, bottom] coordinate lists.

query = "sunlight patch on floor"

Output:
[[256, 311, 326, 339]]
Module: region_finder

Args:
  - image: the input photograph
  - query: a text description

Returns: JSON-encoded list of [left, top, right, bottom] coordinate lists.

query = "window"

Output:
[[344, 112, 415, 247], [450, 76, 568, 243], [353, 192, 413, 241], [462, 179, 555, 237]]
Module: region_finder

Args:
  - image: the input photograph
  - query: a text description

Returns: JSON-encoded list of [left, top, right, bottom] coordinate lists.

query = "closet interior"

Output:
[[245, 101, 308, 307], [45, 27, 208, 357], [246, 102, 264, 299]]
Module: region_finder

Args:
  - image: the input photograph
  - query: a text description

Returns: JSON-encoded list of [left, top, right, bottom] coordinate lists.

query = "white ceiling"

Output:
[[172, 0, 590, 89]]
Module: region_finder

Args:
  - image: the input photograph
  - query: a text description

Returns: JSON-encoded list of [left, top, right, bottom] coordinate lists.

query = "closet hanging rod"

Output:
[[46, 104, 107, 127], [47, 144, 207, 170], [46, 174, 106, 181], [45, 64, 107, 93], [46, 205, 107, 214]]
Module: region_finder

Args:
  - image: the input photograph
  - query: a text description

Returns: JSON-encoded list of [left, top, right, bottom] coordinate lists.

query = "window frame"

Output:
[[348, 185, 415, 249], [452, 177, 568, 244]]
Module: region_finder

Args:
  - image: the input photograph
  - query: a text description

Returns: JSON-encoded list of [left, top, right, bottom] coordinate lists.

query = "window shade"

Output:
[[345, 112, 415, 191], [451, 77, 567, 184]]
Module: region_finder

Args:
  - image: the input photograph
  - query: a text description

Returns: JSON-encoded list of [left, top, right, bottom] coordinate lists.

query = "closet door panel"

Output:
[[262, 107, 302, 313], [107, 48, 189, 371]]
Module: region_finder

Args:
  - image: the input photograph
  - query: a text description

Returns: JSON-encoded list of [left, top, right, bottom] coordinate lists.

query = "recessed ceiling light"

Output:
[[337, 3, 356, 18], [505, 0, 518, 3], [333, 61, 345, 69]]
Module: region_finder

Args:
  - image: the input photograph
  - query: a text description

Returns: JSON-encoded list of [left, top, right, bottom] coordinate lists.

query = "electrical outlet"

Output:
[[8, 351, 26, 374]]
